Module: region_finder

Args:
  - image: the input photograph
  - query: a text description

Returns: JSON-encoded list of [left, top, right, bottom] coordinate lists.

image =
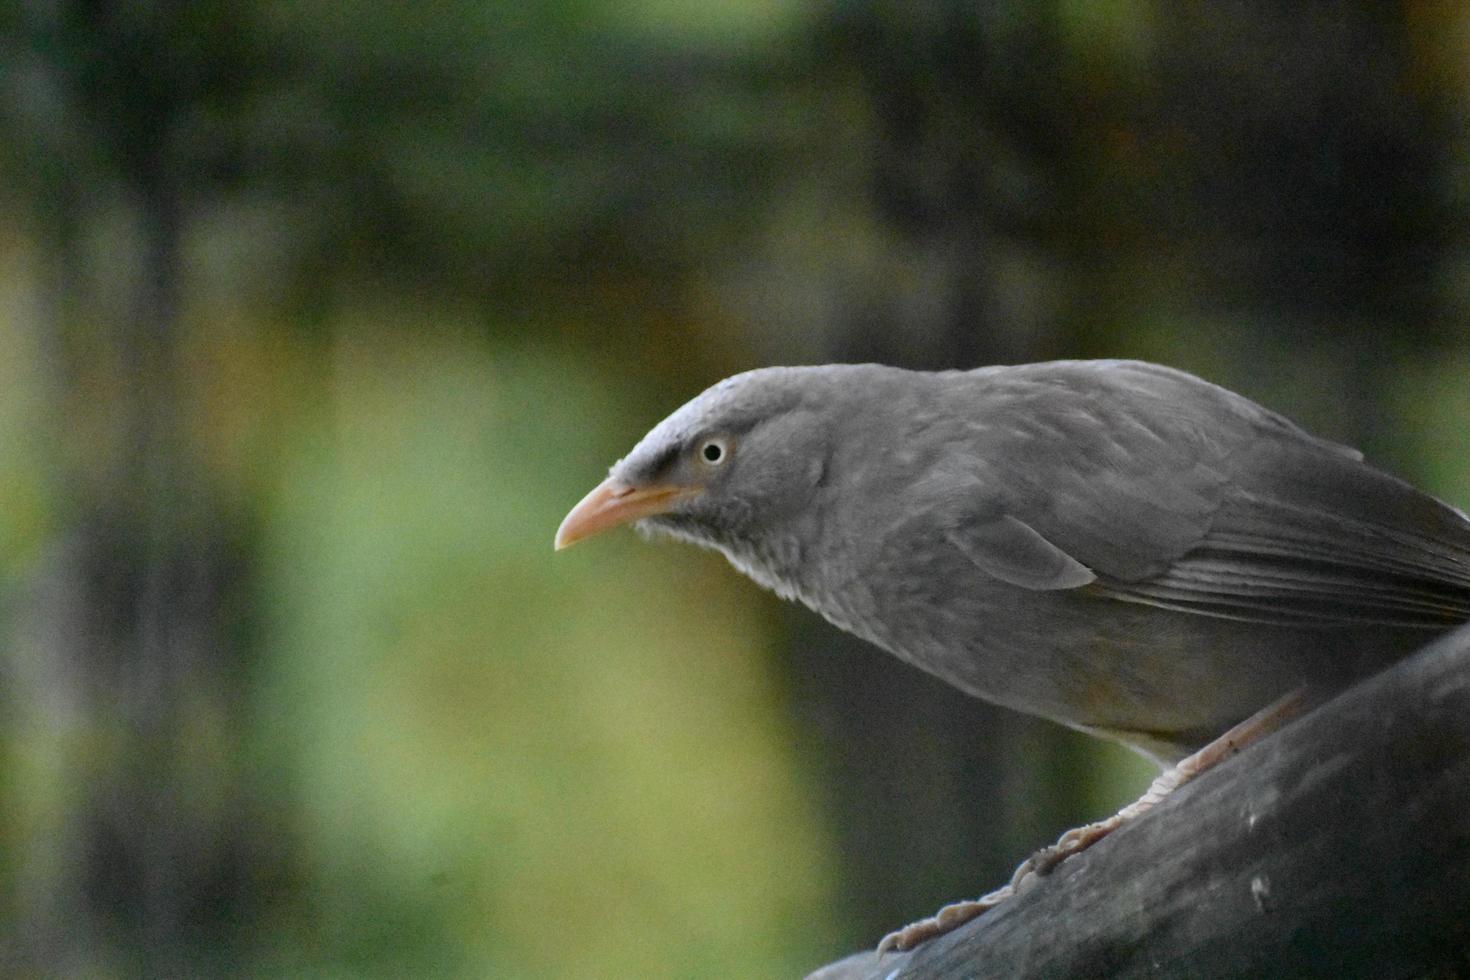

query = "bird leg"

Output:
[[876, 688, 1309, 954]]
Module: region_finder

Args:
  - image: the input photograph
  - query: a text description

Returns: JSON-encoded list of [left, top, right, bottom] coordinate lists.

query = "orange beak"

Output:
[[554, 477, 700, 550]]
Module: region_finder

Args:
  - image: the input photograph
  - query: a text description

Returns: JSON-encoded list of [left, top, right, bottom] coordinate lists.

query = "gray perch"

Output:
[[807, 621, 1470, 980]]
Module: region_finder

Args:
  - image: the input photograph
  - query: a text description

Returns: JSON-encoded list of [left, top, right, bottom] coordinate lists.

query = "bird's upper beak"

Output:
[[554, 477, 699, 550]]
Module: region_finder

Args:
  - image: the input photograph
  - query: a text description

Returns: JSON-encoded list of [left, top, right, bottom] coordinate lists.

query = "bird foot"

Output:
[[874, 689, 1311, 955], [876, 883, 1013, 954], [1010, 815, 1125, 884], [876, 815, 1126, 955]]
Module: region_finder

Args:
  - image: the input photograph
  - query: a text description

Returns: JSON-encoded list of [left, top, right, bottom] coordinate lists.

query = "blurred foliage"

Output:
[[252, 329, 838, 975], [0, 1, 1468, 977]]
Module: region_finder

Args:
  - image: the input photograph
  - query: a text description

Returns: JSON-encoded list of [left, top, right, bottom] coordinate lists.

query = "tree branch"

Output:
[[808, 623, 1470, 979]]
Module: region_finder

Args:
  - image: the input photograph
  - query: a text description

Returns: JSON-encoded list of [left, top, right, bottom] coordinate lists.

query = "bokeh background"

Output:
[[3, 2, 1470, 976]]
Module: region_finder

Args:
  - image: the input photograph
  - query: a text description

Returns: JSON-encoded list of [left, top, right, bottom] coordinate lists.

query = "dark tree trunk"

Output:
[[8, 8, 260, 970], [791, 0, 1458, 954], [785, 3, 1109, 948]]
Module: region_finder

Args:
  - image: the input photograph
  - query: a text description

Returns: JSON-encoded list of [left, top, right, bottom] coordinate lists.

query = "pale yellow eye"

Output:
[[699, 439, 729, 465]]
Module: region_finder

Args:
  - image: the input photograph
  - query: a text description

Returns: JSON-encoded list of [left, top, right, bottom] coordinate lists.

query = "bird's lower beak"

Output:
[[554, 478, 698, 550]]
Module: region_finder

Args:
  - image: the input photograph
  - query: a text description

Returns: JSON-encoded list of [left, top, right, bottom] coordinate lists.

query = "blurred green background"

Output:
[[2, 2, 1469, 977]]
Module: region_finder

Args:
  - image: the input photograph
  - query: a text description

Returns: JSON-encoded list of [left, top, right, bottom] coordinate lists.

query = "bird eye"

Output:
[[699, 439, 728, 465]]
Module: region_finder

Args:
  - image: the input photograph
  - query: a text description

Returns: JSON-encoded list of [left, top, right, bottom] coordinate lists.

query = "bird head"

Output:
[[554, 367, 849, 569]]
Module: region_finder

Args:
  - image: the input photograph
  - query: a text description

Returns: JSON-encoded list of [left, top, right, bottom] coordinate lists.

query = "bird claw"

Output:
[[873, 693, 1314, 955], [875, 885, 1013, 954], [876, 819, 1126, 956], [1012, 816, 1123, 887]]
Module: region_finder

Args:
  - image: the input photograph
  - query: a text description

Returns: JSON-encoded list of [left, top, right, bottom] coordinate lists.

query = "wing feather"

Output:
[[1090, 464, 1470, 629], [954, 361, 1470, 629]]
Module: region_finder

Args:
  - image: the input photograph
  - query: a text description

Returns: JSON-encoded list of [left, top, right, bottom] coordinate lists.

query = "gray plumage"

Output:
[[598, 360, 1470, 763]]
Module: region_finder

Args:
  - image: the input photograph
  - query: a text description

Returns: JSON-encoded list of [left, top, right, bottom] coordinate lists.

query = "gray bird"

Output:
[[555, 359, 1470, 948]]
